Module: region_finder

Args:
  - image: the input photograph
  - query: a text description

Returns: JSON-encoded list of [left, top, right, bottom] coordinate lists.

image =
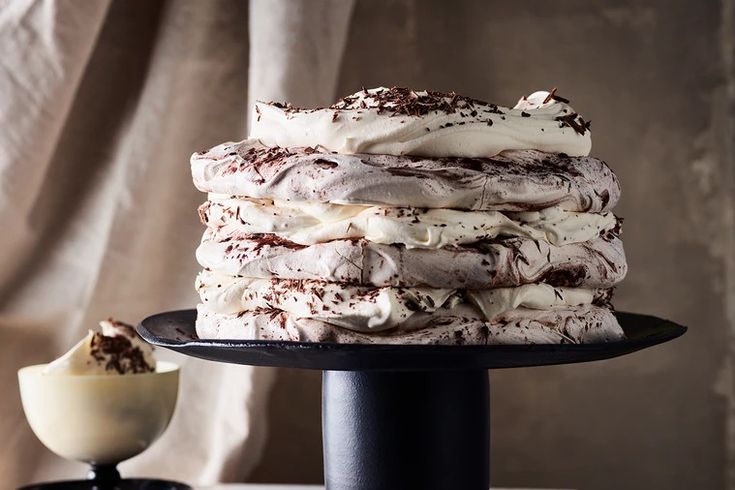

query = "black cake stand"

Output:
[[138, 310, 685, 490]]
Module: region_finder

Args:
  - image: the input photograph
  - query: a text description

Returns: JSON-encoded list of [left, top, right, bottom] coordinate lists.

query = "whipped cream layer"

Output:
[[196, 303, 624, 345], [200, 196, 617, 248], [197, 233, 626, 289], [196, 269, 608, 332], [250, 87, 592, 158], [192, 140, 619, 212], [44, 319, 156, 375]]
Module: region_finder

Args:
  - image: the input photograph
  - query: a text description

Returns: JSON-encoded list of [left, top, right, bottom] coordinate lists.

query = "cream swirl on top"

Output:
[[250, 87, 592, 158]]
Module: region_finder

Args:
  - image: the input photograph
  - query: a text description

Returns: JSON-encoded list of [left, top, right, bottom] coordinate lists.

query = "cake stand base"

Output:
[[137, 310, 686, 490], [323, 370, 489, 490]]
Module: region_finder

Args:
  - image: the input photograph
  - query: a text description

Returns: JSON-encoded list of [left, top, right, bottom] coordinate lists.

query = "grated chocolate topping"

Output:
[[330, 87, 505, 117], [261, 87, 505, 118], [555, 112, 591, 136], [89, 319, 154, 374]]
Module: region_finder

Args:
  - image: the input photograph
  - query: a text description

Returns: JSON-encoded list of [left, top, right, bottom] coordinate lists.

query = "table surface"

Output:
[[200, 485, 571, 490]]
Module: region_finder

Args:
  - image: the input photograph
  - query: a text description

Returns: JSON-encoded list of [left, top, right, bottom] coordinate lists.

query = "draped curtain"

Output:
[[0, 0, 353, 486]]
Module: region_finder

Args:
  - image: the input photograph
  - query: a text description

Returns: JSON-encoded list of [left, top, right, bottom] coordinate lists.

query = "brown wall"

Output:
[[250, 1, 734, 489]]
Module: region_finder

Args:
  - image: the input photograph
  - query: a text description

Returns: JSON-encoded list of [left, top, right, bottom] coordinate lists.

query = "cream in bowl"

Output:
[[18, 319, 179, 465]]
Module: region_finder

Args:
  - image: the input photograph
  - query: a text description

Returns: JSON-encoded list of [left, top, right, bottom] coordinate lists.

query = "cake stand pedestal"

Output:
[[138, 310, 685, 490]]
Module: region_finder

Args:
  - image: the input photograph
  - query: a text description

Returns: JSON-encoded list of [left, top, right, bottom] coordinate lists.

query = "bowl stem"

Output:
[[87, 463, 120, 482]]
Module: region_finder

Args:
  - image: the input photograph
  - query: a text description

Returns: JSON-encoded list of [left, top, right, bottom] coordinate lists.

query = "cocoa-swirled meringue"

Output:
[[195, 233, 626, 289], [195, 304, 623, 345], [191, 139, 619, 212]]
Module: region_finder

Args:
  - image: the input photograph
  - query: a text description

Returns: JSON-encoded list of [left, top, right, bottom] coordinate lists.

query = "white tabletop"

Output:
[[200, 485, 570, 490]]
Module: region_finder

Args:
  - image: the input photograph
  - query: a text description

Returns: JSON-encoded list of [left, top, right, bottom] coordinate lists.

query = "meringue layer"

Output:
[[195, 303, 624, 345], [250, 87, 592, 158], [196, 269, 608, 332], [192, 141, 619, 212], [197, 234, 626, 289]]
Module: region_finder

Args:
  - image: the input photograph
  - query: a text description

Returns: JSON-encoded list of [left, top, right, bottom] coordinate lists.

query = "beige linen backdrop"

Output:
[[0, 0, 353, 486], [1, 1, 733, 489]]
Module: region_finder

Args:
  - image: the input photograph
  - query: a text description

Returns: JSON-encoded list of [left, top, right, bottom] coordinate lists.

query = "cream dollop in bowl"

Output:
[[18, 361, 179, 465]]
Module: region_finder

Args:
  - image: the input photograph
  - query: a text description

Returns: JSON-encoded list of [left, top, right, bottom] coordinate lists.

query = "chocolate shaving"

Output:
[[89, 320, 154, 375], [543, 87, 571, 105], [555, 113, 590, 136], [270, 87, 505, 118]]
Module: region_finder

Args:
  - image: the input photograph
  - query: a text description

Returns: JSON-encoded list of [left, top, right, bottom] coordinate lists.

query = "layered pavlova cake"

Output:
[[190, 87, 626, 344]]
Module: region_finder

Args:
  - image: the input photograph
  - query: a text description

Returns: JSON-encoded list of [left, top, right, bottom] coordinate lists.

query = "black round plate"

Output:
[[18, 479, 191, 490], [137, 310, 686, 371]]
